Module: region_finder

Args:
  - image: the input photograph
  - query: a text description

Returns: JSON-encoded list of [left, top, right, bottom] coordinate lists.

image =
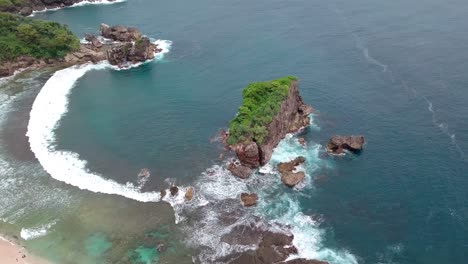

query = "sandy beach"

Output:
[[0, 236, 49, 264]]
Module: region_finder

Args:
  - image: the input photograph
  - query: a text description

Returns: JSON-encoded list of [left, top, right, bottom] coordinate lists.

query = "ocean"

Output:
[[1, 0, 468, 263]]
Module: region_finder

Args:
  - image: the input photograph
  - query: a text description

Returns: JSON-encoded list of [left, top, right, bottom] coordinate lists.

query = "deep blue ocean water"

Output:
[[1, 0, 468, 263]]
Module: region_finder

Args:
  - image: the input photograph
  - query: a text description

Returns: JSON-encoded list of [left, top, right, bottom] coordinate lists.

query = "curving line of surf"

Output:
[[26, 41, 172, 203]]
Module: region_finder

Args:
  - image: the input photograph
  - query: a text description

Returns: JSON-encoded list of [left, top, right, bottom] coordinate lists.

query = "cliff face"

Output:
[[232, 80, 313, 168]]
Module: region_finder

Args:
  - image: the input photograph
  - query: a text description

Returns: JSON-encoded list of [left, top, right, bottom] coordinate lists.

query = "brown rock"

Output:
[[327, 135, 365, 154], [185, 187, 194, 201], [160, 189, 166, 199], [240, 193, 258, 207], [169, 186, 178, 196], [282, 171, 305, 187], [228, 162, 253, 179], [100, 23, 142, 42], [278, 156, 305, 174], [278, 156, 306, 187]]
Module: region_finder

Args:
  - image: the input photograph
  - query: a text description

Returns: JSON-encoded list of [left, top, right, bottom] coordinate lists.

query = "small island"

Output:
[[0, 12, 163, 77], [227, 76, 313, 178]]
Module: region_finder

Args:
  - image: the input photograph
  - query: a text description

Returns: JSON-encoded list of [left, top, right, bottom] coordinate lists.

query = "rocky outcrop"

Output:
[[230, 80, 313, 169], [220, 225, 328, 264], [1, 24, 163, 78], [278, 156, 306, 187], [169, 186, 179, 196], [100, 23, 142, 42], [0, 0, 118, 16], [228, 161, 253, 179], [185, 187, 194, 201], [327, 135, 365, 155], [240, 193, 258, 207]]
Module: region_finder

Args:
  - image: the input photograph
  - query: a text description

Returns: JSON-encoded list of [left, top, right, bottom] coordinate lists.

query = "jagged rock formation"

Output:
[[229, 78, 313, 169], [228, 160, 253, 179], [278, 156, 306, 187], [219, 224, 329, 264], [327, 135, 365, 154]]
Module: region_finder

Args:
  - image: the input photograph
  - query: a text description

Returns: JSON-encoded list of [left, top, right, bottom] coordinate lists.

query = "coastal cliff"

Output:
[[0, 0, 118, 16], [228, 77, 313, 171]]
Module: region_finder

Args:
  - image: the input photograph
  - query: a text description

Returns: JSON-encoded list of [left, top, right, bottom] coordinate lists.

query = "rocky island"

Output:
[[0, 0, 118, 16], [0, 12, 162, 77], [227, 76, 313, 178]]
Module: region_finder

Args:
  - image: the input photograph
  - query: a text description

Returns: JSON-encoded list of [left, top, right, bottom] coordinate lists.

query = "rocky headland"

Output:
[[0, 0, 118, 16], [227, 76, 313, 178], [0, 22, 162, 77]]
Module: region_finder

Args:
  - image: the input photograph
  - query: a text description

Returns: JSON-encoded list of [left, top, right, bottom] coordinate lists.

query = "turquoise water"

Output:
[[1, 0, 468, 263]]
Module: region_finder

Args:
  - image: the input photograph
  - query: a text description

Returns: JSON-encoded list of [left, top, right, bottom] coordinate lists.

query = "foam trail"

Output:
[[20, 221, 57, 240], [30, 0, 127, 16], [422, 96, 466, 160], [26, 43, 172, 202]]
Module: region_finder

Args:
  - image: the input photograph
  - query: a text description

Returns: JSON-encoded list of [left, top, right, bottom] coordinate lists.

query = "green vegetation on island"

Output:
[[0, 12, 79, 62], [228, 76, 297, 145]]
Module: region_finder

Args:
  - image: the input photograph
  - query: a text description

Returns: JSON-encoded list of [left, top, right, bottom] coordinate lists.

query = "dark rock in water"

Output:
[[221, 225, 264, 245], [230, 80, 313, 168], [160, 189, 166, 199], [278, 156, 306, 187], [170, 186, 179, 196], [100, 23, 142, 42], [222, 228, 312, 264], [278, 156, 305, 173], [106, 42, 132, 65], [185, 187, 194, 201], [240, 193, 258, 207], [228, 162, 253, 179], [327, 135, 365, 154], [156, 243, 167, 253]]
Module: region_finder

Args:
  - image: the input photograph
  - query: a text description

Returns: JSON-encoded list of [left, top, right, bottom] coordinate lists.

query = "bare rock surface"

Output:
[[327, 135, 365, 154]]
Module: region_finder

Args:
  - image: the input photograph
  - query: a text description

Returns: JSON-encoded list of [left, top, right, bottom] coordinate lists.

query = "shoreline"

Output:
[[0, 235, 50, 264]]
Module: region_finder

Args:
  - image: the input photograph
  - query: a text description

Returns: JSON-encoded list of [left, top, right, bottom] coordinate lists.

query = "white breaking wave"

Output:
[[30, 0, 127, 16], [20, 220, 57, 240], [26, 41, 171, 203]]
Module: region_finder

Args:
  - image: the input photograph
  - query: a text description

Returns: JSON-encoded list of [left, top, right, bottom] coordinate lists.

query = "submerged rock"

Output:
[[240, 193, 258, 207], [327, 135, 365, 154], [278, 156, 306, 187], [298, 137, 306, 146]]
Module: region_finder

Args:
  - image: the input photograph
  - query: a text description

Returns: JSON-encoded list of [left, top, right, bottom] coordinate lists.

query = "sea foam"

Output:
[[26, 41, 171, 203], [30, 0, 127, 16]]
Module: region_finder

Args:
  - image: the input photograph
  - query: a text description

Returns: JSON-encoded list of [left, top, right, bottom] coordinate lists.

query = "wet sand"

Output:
[[0, 236, 49, 264]]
